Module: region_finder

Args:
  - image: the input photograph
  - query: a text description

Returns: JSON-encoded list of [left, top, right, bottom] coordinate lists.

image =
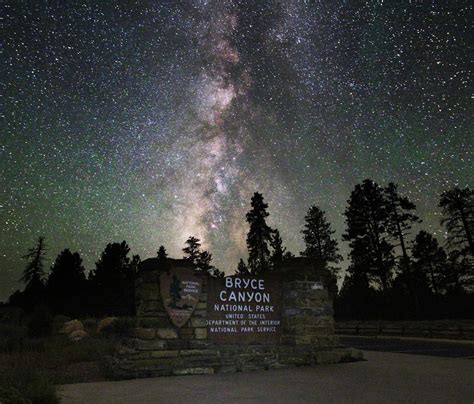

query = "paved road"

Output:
[[59, 351, 474, 403], [339, 335, 474, 358]]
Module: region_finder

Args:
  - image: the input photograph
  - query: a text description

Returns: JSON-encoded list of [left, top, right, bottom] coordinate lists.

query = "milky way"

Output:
[[1, 1, 472, 300]]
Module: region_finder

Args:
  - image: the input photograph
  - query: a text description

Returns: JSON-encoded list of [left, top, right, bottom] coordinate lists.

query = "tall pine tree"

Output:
[[183, 237, 202, 263], [89, 241, 136, 315], [412, 231, 447, 296], [439, 187, 473, 256], [270, 229, 286, 269], [343, 179, 394, 292], [47, 249, 86, 315], [385, 182, 421, 264], [246, 192, 273, 275], [183, 236, 215, 274], [21, 236, 47, 290], [301, 205, 342, 273]]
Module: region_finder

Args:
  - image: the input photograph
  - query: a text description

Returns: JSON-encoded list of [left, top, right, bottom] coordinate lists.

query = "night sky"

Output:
[[2, 1, 472, 301]]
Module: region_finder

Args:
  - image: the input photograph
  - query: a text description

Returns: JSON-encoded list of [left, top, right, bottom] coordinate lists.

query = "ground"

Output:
[[59, 348, 473, 403]]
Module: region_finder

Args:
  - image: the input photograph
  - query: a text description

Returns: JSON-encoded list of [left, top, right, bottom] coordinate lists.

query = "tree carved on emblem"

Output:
[[169, 274, 182, 308]]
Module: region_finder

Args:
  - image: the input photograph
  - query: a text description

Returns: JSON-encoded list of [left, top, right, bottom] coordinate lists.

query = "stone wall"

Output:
[[111, 258, 361, 379]]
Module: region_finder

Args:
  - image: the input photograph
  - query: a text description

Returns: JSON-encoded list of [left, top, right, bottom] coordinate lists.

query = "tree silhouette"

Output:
[[336, 265, 375, 320], [384, 183, 422, 315], [385, 182, 421, 264], [183, 236, 202, 263], [246, 192, 273, 275], [89, 241, 137, 315], [236, 258, 249, 275], [343, 180, 394, 292], [197, 250, 213, 272], [12, 236, 48, 310], [210, 267, 225, 278], [157, 245, 168, 261], [301, 205, 342, 274], [439, 187, 473, 256], [183, 236, 215, 274], [21, 236, 47, 290], [46, 249, 86, 315], [412, 231, 447, 296], [270, 229, 286, 269]]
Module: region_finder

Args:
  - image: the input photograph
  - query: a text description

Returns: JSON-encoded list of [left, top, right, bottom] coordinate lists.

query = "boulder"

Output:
[[69, 329, 89, 341], [60, 319, 84, 334], [98, 317, 118, 333]]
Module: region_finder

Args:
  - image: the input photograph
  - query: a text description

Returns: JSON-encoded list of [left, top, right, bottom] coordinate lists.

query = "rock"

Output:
[[190, 318, 206, 327], [133, 327, 156, 340], [194, 327, 207, 339], [60, 319, 83, 334], [151, 350, 179, 358], [69, 329, 89, 341], [97, 317, 118, 333], [156, 328, 178, 339], [172, 367, 214, 376]]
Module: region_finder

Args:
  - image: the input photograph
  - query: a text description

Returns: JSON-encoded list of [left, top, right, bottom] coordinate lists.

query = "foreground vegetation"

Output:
[[0, 315, 128, 404]]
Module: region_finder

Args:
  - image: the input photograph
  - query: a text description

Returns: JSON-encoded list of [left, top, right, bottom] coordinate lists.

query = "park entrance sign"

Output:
[[112, 257, 360, 378], [207, 275, 282, 344]]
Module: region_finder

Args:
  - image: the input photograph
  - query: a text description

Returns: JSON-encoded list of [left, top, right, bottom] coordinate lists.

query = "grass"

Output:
[[0, 321, 120, 403], [0, 359, 58, 404]]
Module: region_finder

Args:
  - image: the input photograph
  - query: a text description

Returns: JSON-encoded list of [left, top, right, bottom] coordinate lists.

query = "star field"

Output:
[[1, 1, 472, 300]]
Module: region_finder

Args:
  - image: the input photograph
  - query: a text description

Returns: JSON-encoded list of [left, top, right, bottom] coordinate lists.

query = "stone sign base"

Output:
[[109, 258, 362, 379], [112, 341, 361, 379]]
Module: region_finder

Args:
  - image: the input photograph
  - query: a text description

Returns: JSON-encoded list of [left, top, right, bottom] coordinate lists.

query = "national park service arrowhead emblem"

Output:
[[160, 267, 202, 328]]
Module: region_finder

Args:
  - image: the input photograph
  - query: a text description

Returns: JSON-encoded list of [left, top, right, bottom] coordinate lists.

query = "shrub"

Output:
[[27, 306, 53, 338], [83, 318, 98, 333], [0, 363, 58, 404], [52, 314, 71, 333], [102, 317, 135, 337]]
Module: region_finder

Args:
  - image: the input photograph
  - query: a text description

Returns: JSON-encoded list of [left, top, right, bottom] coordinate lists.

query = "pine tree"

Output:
[[47, 249, 86, 315], [412, 231, 447, 296], [384, 183, 422, 315], [439, 187, 473, 256], [246, 192, 273, 275], [89, 241, 136, 315], [157, 245, 168, 261], [197, 250, 213, 272], [385, 182, 421, 264], [21, 236, 47, 290], [301, 205, 342, 272], [211, 267, 225, 278], [183, 236, 202, 263], [236, 258, 249, 275], [270, 229, 286, 269], [169, 274, 181, 307], [343, 179, 394, 292], [182, 236, 214, 273]]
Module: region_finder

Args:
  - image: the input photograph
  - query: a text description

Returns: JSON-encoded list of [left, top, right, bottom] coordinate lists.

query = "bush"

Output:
[[0, 324, 27, 352], [102, 317, 135, 337], [0, 362, 58, 404], [27, 306, 53, 338], [52, 315, 71, 333], [83, 318, 98, 334]]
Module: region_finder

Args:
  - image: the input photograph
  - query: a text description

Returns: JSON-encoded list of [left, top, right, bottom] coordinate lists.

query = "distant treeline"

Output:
[[5, 180, 473, 320]]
